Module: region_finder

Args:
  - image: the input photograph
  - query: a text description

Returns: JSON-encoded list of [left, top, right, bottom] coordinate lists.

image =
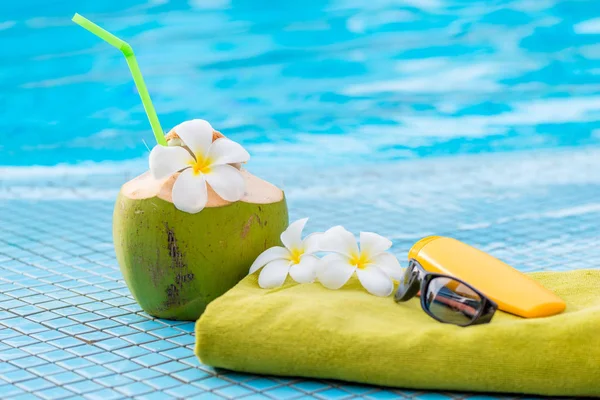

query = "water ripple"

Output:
[[1, 0, 600, 166]]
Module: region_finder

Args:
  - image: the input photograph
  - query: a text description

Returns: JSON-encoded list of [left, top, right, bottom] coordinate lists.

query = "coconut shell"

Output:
[[113, 130, 288, 320]]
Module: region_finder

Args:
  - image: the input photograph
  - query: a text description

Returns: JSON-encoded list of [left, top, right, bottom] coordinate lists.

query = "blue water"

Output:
[[2, 0, 600, 167]]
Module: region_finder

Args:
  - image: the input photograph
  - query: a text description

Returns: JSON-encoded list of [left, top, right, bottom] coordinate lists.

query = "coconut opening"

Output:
[[124, 127, 282, 205], [121, 169, 283, 206]]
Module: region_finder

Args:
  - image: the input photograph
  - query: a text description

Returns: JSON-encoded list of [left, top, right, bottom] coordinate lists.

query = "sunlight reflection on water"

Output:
[[1, 0, 600, 166]]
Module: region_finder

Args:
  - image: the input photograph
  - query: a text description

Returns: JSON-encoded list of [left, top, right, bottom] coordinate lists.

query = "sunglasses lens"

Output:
[[424, 277, 483, 325], [397, 268, 413, 294], [394, 262, 420, 302]]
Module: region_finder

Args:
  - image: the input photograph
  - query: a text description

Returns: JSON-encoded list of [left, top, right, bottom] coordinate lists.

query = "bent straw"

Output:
[[72, 13, 167, 146]]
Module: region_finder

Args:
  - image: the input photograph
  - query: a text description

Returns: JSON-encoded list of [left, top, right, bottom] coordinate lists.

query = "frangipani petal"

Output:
[[319, 226, 359, 258], [289, 254, 320, 283], [317, 253, 355, 290], [371, 253, 403, 280], [258, 259, 291, 289], [281, 218, 308, 251], [356, 266, 394, 297], [208, 138, 250, 166], [303, 232, 324, 254], [149, 145, 194, 180], [249, 246, 290, 274], [359, 232, 392, 258], [172, 119, 214, 158], [172, 169, 208, 214], [205, 164, 246, 202]]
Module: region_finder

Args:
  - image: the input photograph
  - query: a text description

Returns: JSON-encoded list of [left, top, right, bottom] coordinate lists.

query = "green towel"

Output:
[[195, 269, 600, 397]]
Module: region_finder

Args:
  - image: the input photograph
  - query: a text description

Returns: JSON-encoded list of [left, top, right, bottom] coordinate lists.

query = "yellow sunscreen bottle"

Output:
[[409, 236, 566, 318]]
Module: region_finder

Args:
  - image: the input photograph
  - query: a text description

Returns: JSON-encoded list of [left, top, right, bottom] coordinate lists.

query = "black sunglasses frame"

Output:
[[394, 259, 498, 327]]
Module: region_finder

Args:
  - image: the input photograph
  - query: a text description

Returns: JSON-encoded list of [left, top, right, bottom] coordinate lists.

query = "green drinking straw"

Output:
[[72, 13, 167, 146]]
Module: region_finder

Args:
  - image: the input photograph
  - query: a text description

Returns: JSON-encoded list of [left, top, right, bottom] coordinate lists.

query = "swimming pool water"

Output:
[[2, 0, 600, 167], [1, 1, 600, 400]]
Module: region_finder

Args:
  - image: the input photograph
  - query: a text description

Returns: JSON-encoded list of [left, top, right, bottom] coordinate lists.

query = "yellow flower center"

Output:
[[289, 248, 304, 265], [189, 155, 212, 176], [350, 252, 370, 270]]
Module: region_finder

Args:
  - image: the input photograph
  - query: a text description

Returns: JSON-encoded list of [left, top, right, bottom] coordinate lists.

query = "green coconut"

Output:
[[113, 168, 288, 321]]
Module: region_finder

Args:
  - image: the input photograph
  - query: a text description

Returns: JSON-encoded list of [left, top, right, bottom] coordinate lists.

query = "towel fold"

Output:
[[195, 269, 600, 397]]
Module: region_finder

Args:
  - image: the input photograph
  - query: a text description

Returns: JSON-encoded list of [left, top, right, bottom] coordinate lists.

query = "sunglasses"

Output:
[[394, 259, 498, 326]]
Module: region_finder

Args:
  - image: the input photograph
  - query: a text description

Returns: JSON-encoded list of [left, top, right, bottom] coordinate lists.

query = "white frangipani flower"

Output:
[[317, 226, 402, 296], [249, 218, 322, 288], [149, 119, 250, 214]]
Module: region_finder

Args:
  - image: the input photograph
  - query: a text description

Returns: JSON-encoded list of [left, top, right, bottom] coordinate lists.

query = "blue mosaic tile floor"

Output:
[[1, 148, 599, 399]]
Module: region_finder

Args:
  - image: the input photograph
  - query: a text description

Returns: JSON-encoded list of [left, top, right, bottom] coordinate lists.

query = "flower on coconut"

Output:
[[317, 226, 402, 296], [149, 119, 250, 214], [249, 218, 322, 288]]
